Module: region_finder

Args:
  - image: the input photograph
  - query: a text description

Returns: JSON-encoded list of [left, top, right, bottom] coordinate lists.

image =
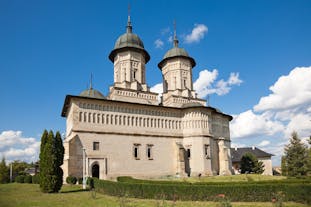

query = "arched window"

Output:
[[92, 163, 99, 178]]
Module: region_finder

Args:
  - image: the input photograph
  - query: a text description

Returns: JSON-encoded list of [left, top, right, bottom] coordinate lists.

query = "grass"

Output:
[[0, 183, 309, 207]]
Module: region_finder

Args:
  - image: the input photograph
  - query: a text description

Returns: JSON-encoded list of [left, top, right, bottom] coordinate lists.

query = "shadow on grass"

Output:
[[60, 189, 88, 194]]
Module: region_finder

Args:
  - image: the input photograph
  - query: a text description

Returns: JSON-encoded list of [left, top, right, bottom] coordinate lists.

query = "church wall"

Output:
[[69, 132, 179, 179], [63, 97, 232, 178]]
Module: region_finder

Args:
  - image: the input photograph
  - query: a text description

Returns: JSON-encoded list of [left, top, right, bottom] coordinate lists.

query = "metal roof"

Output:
[[231, 147, 274, 162]]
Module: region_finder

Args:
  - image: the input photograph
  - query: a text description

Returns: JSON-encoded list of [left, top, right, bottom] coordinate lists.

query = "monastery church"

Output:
[[61, 14, 233, 180]]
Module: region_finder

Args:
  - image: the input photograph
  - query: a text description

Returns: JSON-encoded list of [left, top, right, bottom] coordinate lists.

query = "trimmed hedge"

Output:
[[15, 175, 25, 183], [94, 178, 311, 204], [66, 176, 77, 185], [116, 176, 311, 185], [32, 174, 40, 184], [24, 175, 32, 183]]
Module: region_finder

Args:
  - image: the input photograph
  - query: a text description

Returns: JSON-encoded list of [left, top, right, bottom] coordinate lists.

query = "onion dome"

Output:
[[109, 15, 150, 63], [158, 25, 195, 69]]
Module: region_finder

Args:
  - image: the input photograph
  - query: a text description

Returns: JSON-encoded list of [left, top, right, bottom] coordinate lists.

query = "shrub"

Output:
[[66, 176, 77, 185], [94, 178, 311, 204], [15, 175, 25, 183], [87, 177, 94, 189], [78, 177, 83, 184], [24, 175, 32, 183], [32, 174, 40, 184]]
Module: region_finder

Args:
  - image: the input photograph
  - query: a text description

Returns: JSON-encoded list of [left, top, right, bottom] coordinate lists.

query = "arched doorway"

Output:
[[92, 163, 99, 178]]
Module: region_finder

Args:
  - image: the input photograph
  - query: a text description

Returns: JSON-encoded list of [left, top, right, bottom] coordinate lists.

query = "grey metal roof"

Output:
[[108, 18, 150, 63], [158, 46, 196, 69], [231, 147, 274, 162], [79, 88, 105, 99]]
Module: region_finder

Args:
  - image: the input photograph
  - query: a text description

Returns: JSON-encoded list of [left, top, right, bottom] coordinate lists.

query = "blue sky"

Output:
[[0, 0, 310, 166]]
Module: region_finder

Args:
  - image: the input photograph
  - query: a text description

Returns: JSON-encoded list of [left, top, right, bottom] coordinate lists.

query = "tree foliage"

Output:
[[240, 152, 265, 174], [281, 156, 288, 176], [39, 130, 64, 193], [283, 131, 308, 177], [0, 157, 9, 183]]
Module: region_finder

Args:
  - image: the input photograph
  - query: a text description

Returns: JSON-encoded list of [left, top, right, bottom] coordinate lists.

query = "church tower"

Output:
[[108, 14, 158, 105], [158, 23, 206, 107]]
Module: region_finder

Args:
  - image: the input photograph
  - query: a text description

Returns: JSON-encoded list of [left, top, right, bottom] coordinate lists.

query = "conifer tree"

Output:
[[39, 130, 64, 193], [281, 156, 288, 176], [240, 152, 265, 174], [54, 131, 64, 192], [0, 157, 9, 183], [283, 131, 308, 177]]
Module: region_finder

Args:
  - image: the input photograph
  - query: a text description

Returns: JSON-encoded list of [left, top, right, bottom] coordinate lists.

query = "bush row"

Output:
[[116, 176, 311, 186], [65, 176, 92, 186], [15, 174, 40, 184], [94, 178, 311, 204]]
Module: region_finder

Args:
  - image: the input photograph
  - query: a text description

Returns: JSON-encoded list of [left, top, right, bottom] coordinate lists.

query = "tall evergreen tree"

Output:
[[39, 130, 64, 193], [283, 131, 308, 177], [240, 152, 265, 174], [281, 156, 288, 176], [0, 157, 9, 183], [54, 131, 64, 192]]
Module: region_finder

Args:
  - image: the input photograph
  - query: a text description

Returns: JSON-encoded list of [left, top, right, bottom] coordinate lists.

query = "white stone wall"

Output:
[[259, 157, 273, 175], [62, 97, 232, 179]]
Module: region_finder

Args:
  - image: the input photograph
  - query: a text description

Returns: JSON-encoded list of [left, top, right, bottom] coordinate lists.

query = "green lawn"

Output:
[[0, 183, 308, 207]]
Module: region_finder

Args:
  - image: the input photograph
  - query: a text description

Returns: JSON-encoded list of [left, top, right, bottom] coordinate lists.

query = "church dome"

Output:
[[158, 35, 196, 69], [114, 33, 144, 50], [79, 88, 105, 99], [109, 17, 150, 63]]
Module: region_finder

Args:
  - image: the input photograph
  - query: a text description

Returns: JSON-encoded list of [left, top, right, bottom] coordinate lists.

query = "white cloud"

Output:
[[0, 130, 40, 163], [150, 83, 163, 103], [230, 66, 311, 166], [150, 83, 163, 94], [154, 39, 164, 49], [193, 69, 218, 98], [258, 140, 270, 147], [230, 110, 284, 139], [161, 27, 170, 35], [254, 66, 311, 112], [168, 35, 173, 43], [193, 70, 242, 98], [184, 24, 208, 44], [228, 72, 243, 85], [284, 113, 311, 138], [231, 142, 247, 149]]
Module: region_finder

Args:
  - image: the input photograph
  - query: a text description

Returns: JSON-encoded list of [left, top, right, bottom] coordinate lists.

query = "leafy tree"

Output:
[[283, 131, 308, 177], [0, 157, 9, 183], [240, 152, 265, 174], [11, 160, 31, 179], [39, 130, 64, 193]]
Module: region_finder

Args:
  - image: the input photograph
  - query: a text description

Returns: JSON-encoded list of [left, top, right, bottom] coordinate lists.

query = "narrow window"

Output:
[[133, 144, 141, 160], [147, 144, 153, 160], [93, 142, 99, 151], [204, 144, 210, 159], [187, 149, 191, 159]]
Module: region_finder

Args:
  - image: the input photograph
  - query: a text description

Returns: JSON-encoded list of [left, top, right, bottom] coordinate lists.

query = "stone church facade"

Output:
[[61, 15, 233, 180]]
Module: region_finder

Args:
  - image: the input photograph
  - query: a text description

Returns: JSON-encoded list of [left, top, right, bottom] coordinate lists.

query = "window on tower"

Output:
[[93, 142, 99, 151]]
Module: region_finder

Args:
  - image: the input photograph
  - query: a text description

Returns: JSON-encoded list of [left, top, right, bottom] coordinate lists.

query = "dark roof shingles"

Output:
[[231, 147, 274, 162]]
